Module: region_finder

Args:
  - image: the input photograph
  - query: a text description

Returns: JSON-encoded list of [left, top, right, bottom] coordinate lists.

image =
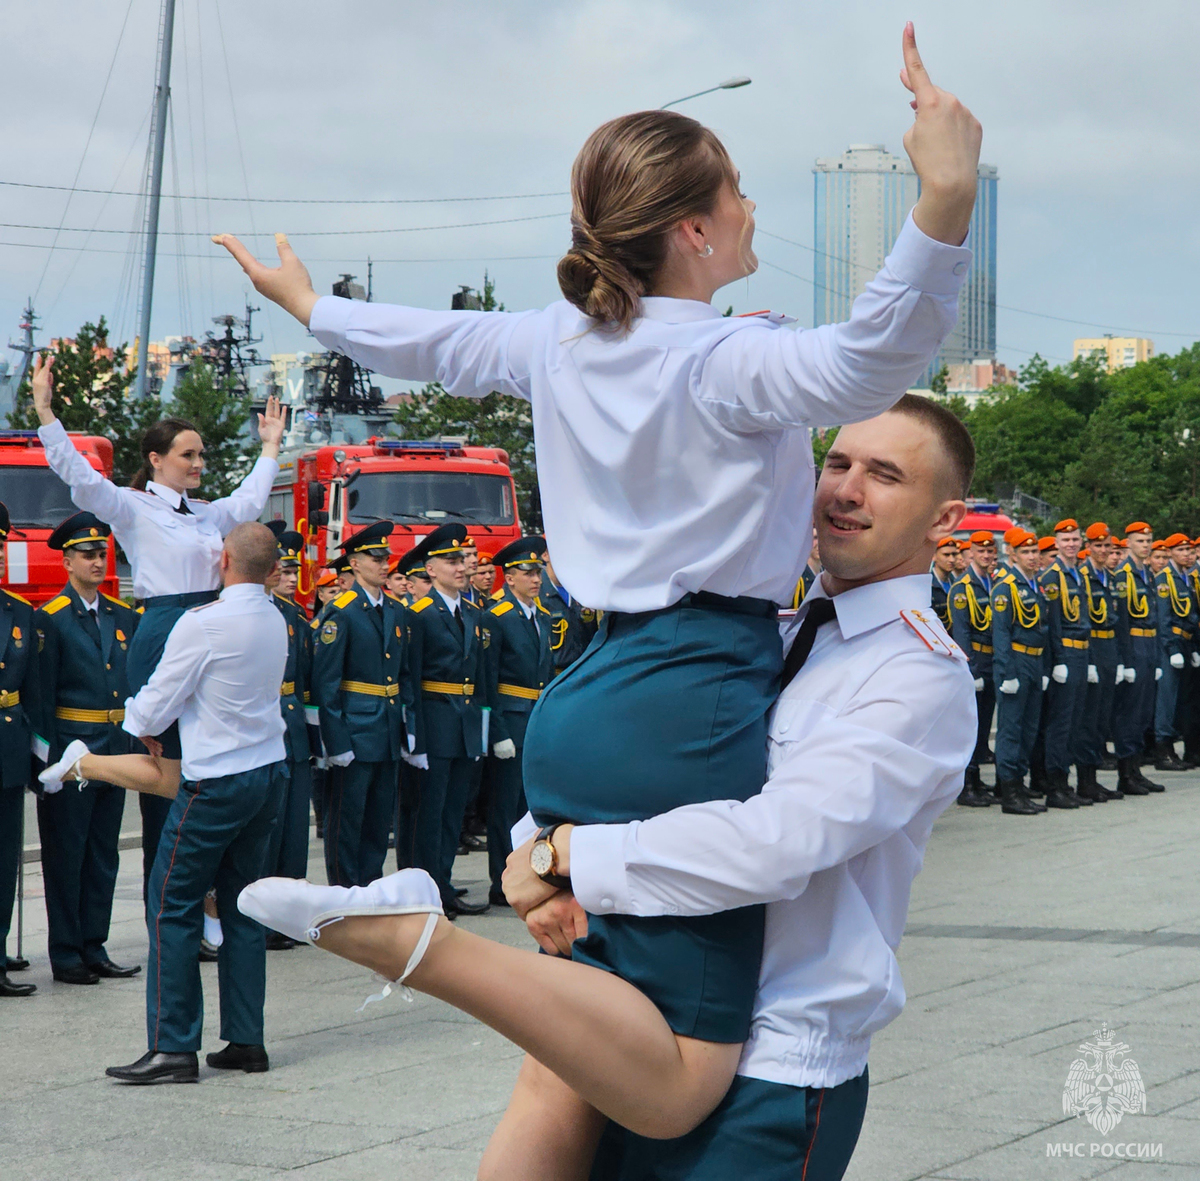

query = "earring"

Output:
[[698, 244, 713, 258]]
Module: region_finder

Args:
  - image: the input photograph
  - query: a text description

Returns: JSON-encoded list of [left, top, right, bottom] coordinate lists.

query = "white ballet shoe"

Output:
[[237, 869, 444, 1010], [39, 738, 90, 795]]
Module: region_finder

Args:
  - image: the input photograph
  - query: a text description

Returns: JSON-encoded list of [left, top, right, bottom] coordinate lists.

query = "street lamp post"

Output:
[[660, 76, 751, 110]]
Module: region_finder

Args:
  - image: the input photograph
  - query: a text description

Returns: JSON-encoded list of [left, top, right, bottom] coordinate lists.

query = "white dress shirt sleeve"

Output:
[[122, 612, 210, 739], [696, 214, 972, 431], [569, 649, 971, 917], [309, 300, 539, 401], [37, 418, 136, 530], [202, 454, 281, 534]]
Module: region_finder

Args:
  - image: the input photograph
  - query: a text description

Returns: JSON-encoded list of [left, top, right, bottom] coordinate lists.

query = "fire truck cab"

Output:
[[282, 438, 522, 597], [955, 501, 1016, 545], [0, 429, 119, 605]]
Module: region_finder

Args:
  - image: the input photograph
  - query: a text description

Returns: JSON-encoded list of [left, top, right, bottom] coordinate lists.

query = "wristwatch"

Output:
[[530, 824, 571, 890]]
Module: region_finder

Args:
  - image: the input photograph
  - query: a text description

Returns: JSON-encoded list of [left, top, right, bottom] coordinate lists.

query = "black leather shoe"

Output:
[[998, 780, 1040, 815], [198, 940, 220, 963], [460, 834, 487, 852], [1136, 766, 1165, 792], [206, 1042, 269, 1073], [0, 971, 36, 997], [1066, 790, 1094, 806], [488, 891, 512, 908], [53, 964, 100, 985], [107, 1050, 198, 1084], [264, 932, 298, 951], [447, 896, 490, 917], [87, 959, 141, 979], [5, 955, 29, 972], [453, 886, 468, 898], [1045, 789, 1080, 809]]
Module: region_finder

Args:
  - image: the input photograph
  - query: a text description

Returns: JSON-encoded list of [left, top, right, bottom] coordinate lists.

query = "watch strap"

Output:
[[534, 824, 572, 890]]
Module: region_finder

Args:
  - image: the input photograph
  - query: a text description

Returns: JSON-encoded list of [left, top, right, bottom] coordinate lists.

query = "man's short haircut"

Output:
[[885, 393, 976, 500], [224, 522, 280, 583]]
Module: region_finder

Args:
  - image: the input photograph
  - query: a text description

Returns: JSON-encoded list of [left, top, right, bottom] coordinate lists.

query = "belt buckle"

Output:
[[108, 708, 122, 723]]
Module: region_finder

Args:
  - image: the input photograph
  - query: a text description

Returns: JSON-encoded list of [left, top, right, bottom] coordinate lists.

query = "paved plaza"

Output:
[[4, 770, 1200, 1180]]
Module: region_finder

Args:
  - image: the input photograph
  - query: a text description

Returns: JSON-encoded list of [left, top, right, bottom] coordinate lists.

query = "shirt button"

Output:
[[600, 897, 613, 910], [667, 904, 679, 914], [778, 723, 789, 734], [953, 260, 968, 275]]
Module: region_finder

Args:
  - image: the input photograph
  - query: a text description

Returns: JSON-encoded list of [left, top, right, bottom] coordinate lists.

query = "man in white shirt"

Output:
[[503, 396, 978, 1179], [106, 523, 289, 1086]]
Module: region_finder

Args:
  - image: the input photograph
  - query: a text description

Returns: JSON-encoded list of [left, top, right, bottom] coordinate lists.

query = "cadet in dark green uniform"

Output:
[[1077, 523, 1122, 801], [991, 529, 1048, 814], [263, 526, 313, 916], [483, 536, 554, 906], [930, 536, 958, 628], [35, 512, 142, 983], [0, 502, 39, 998], [405, 524, 489, 916], [1152, 533, 1196, 771], [311, 520, 412, 888], [950, 530, 997, 790], [539, 550, 598, 676]]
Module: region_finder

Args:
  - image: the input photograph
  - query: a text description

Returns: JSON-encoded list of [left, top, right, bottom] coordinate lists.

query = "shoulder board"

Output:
[[536, 601, 552, 615], [410, 596, 433, 614], [187, 600, 218, 613], [3, 590, 30, 606], [136, 605, 145, 615], [272, 591, 290, 605], [41, 595, 71, 616], [101, 592, 130, 609], [491, 601, 515, 616], [310, 615, 321, 629], [332, 590, 358, 610], [190, 498, 209, 504], [489, 589, 505, 601], [899, 609, 960, 659], [384, 590, 403, 603], [952, 574, 970, 587]]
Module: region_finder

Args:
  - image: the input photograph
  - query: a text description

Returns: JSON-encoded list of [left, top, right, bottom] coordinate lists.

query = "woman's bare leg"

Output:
[[316, 914, 740, 1140], [477, 1055, 605, 1181], [71, 753, 181, 799]]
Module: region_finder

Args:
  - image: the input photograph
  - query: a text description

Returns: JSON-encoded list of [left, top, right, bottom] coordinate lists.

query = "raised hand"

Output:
[[257, 395, 287, 455], [30, 352, 55, 425], [900, 22, 982, 246], [212, 232, 320, 327]]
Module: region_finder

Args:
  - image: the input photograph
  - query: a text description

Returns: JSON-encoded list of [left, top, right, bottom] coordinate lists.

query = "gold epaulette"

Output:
[[332, 590, 357, 609], [410, 596, 433, 613], [490, 601, 514, 616], [101, 592, 130, 608], [41, 595, 70, 615], [4, 590, 30, 606], [489, 589, 504, 601]]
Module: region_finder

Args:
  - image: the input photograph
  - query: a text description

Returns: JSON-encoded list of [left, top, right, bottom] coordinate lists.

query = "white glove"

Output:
[[999, 678, 1020, 695], [1156, 667, 1163, 681], [1192, 652, 1200, 669], [327, 750, 355, 768], [1051, 663, 1069, 684], [492, 738, 517, 760], [1115, 664, 1125, 684], [1087, 665, 1099, 684], [1042, 676, 1050, 690], [401, 750, 429, 770], [41, 778, 64, 796], [973, 677, 985, 692], [1171, 652, 1186, 669], [1124, 666, 1136, 683]]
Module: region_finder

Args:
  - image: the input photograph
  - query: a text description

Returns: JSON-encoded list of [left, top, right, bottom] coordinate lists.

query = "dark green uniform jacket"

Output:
[[0, 589, 40, 788], [484, 589, 554, 749]]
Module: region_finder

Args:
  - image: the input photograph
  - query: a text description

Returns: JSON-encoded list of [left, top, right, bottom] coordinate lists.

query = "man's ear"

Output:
[[929, 499, 967, 545], [219, 548, 231, 572]]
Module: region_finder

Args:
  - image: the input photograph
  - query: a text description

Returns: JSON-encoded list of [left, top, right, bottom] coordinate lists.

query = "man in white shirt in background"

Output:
[[503, 395, 978, 1180], [106, 523, 289, 1086]]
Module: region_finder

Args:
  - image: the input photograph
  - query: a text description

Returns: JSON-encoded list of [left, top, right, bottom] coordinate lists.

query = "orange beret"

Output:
[[476, 551, 495, 563], [1125, 521, 1152, 535], [1164, 533, 1191, 547], [1002, 527, 1026, 546], [957, 539, 971, 551], [1078, 547, 1089, 560], [1054, 518, 1079, 532], [1038, 537, 1057, 551], [969, 530, 996, 546], [1115, 537, 1128, 548], [316, 569, 337, 587], [1152, 539, 1167, 550], [936, 536, 959, 550], [1193, 536, 1200, 547], [1011, 529, 1038, 548], [1084, 522, 1110, 541]]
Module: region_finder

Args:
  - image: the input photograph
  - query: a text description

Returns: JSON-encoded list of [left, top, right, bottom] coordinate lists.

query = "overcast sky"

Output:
[[4, 0, 1199, 385]]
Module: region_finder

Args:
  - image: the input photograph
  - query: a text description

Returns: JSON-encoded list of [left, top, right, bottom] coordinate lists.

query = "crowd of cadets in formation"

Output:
[[0, 513, 600, 995]]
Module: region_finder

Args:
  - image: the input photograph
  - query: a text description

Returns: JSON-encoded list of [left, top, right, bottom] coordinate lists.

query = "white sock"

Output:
[[203, 914, 224, 948]]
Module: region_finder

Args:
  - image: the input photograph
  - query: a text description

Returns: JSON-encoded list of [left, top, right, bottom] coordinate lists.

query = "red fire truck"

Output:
[[955, 500, 1016, 544], [0, 429, 120, 605], [275, 438, 523, 600]]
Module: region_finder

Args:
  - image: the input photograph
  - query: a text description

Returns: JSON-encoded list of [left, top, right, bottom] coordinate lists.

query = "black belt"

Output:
[[142, 590, 219, 611], [674, 591, 778, 619]]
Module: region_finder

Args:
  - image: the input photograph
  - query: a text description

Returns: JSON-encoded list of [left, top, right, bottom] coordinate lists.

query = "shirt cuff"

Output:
[[569, 822, 636, 916], [883, 212, 973, 297], [37, 418, 70, 447], [308, 295, 355, 348]]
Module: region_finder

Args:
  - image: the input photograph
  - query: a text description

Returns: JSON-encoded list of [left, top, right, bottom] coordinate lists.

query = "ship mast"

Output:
[[132, 0, 177, 400]]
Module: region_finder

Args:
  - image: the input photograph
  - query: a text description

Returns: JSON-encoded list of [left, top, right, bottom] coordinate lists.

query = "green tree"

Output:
[[391, 275, 540, 528], [10, 318, 158, 484], [164, 362, 255, 498], [929, 364, 949, 394]]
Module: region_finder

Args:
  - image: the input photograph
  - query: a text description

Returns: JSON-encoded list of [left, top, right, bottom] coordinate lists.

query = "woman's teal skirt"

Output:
[[523, 592, 782, 1043]]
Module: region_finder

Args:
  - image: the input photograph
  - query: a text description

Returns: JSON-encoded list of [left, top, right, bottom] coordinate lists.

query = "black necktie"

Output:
[[82, 607, 101, 645], [452, 605, 464, 635], [174, 499, 192, 516], [780, 598, 837, 691]]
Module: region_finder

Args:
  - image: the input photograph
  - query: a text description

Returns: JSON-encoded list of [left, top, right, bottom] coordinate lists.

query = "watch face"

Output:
[[530, 841, 554, 877]]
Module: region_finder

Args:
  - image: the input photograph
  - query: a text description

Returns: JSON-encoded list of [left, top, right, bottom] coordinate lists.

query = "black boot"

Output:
[[1117, 757, 1150, 795], [1076, 765, 1113, 802], [1153, 739, 1187, 772], [1045, 769, 1080, 809], [1099, 750, 1119, 771], [1027, 763, 1048, 798], [1064, 768, 1093, 806], [956, 766, 992, 807], [999, 779, 1040, 815], [1135, 763, 1165, 792]]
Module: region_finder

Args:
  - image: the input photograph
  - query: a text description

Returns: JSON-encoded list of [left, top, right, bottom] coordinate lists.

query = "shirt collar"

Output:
[[435, 587, 460, 612], [638, 297, 725, 324], [145, 480, 187, 510], [789, 572, 932, 642], [220, 583, 269, 603]]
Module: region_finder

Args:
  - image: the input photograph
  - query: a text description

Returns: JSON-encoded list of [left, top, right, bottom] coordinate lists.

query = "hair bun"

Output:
[[558, 219, 642, 332]]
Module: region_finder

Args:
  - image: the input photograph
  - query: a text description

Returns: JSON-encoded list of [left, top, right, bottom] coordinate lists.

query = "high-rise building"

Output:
[[1073, 336, 1154, 371], [813, 145, 998, 381]]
